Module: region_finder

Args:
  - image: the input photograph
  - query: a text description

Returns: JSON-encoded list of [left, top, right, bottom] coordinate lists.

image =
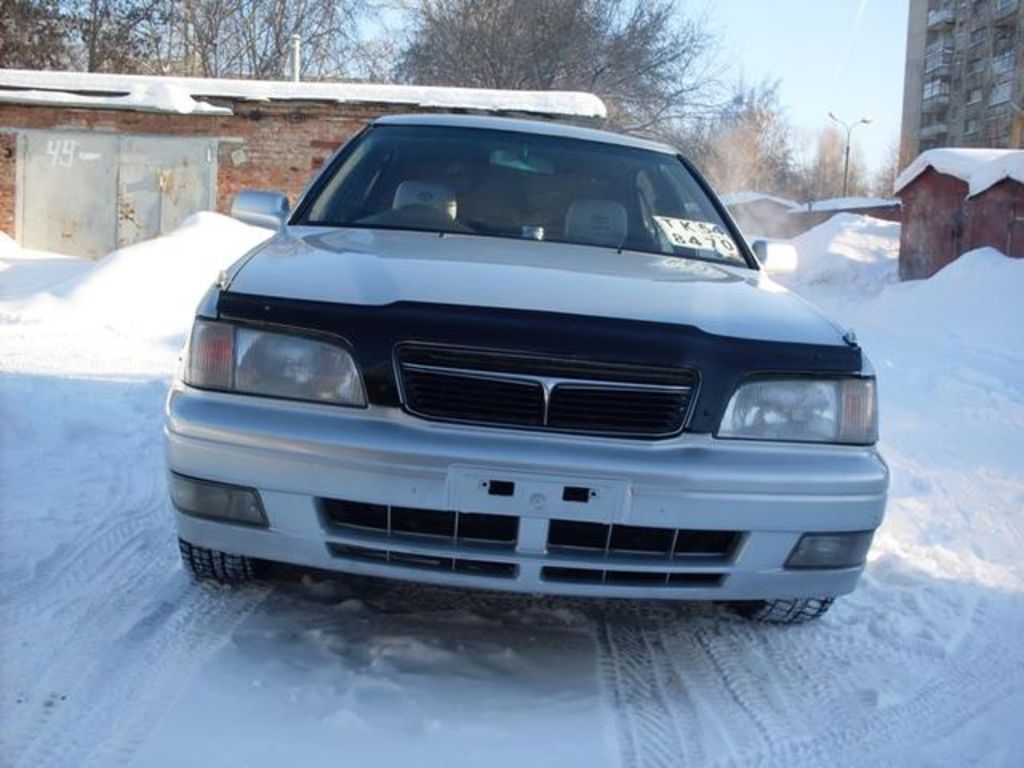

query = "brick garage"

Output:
[[0, 70, 603, 257], [0, 102, 368, 240], [895, 148, 1024, 280], [895, 168, 969, 279], [965, 178, 1024, 258]]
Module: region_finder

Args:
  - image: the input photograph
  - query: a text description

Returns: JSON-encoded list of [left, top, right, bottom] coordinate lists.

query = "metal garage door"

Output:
[[19, 132, 119, 259], [116, 136, 216, 248], [18, 132, 217, 259]]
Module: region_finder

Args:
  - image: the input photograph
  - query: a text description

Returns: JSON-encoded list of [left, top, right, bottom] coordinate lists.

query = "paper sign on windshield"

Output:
[[653, 217, 739, 259]]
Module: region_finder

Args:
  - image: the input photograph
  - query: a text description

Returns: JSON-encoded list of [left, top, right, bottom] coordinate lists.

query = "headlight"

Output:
[[184, 319, 366, 407], [718, 377, 877, 444]]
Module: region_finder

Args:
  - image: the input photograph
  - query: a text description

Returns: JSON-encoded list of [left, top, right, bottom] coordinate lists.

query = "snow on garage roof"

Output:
[[0, 69, 607, 119], [719, 191, 799, 209], [894, 147, 1024, 197]]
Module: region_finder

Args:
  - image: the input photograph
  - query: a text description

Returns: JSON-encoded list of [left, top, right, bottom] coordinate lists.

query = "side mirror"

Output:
[[750, 238, 797, 274], [231, 190, 290, 230]]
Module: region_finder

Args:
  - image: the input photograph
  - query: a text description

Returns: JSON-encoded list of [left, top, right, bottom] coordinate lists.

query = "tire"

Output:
[[178, 538, 257, 585], [732, 597, 835, 624]]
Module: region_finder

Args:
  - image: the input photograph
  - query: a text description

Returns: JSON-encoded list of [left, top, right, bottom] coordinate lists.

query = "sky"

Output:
[[706, 0, 909, 176]]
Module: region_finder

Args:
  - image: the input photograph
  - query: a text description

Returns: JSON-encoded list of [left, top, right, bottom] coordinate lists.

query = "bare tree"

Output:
[[691, 80, 798, 196], [398, 0, 722, 132], [197, 0, 365, 79], [800, 125, 869, 200], [871, 137, 902, 198], [66, 0, 169, 72], [0, 0, 72, 68]]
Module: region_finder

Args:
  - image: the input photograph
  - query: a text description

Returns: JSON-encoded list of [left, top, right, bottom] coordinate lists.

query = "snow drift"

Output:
[[786, 213, 901, 296], [13, 212, 271, 340]]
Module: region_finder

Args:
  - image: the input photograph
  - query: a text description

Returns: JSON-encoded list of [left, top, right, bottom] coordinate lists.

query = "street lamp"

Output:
[[828, 112, 872, 197]]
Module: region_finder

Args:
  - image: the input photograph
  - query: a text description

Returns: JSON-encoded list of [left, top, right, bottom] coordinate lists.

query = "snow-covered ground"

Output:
[[2, 213, 1022, 767]]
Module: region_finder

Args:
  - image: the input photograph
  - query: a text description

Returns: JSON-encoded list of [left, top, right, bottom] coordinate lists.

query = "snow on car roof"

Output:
[[719, 191, 799, 209], [374, 113, 677, 154], [894, 147, 1024, 197], [0, 68, 607, 119]]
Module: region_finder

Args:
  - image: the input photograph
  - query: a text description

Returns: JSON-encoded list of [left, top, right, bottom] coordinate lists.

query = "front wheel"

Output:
[[732, 597, 835, 624], [178, 538, 257, 585]]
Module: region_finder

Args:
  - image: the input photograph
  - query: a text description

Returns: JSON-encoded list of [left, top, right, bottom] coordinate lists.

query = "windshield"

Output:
[[297, 125, 748, 266]]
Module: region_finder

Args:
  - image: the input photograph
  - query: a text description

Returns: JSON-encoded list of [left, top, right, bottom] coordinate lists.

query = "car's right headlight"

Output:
[[718, 377, 877, 445], [184, 319, 366, 407]]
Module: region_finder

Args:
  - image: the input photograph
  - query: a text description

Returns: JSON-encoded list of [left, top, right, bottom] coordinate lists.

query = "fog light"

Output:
[[785, 531, 874, 569], [169, 473, 267, 527]]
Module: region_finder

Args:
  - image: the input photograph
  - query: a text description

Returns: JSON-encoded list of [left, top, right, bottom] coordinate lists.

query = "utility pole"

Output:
[[828, 112, 872, 197], [291, 35, 302, 82]]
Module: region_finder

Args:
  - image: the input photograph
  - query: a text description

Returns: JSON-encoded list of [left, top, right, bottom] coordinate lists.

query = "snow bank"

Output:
[[55, 212, 270, 340], [0, 234, 94, 303], [0, 230, 16, 256], [0, 69, 607, 119], [894, 147, 1024, 197], [786, 213, 900, 296], [796, 196, 898, 212], [867, 247, 1022, 354]]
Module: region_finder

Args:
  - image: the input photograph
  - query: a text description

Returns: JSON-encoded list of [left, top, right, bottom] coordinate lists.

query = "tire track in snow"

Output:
[[594, 587, 1023, 768], [707, 634, 1023, 768], [9, 577, 270, 768], [0, 502, 170, 701], [597, 617, 711, 768]]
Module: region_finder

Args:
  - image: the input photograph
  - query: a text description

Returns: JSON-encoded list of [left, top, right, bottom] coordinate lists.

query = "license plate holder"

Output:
[[447, 466, 630, 522]]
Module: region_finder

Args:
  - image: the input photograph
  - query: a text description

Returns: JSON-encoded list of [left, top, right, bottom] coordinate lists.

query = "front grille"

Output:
[[400, 367, 544, 427], [396, 345, 697, 438], [542, 567, 724, 587], [323, 499, 519, 580], [321, 499, 518, 549], [548, 519, 739, 560], [547, 385, 691, 434], [329, 543, 518, 579]]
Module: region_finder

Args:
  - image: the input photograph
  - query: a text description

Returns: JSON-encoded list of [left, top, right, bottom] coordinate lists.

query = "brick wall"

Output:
[[0, 130, 15, 236], [785, 205, 902, 238], [0, 99, 429, 238]]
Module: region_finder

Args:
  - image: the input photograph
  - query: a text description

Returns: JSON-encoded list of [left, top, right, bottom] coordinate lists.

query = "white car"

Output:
[[165, 114, 887, 623]]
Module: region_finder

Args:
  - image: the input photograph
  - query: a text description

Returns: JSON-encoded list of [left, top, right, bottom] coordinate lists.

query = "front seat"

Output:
[[564, 199, 628, 247], [393, 180, 458, 221]]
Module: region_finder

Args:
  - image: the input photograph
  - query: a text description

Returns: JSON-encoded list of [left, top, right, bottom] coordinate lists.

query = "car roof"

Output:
[[373, 113, 678, 155]]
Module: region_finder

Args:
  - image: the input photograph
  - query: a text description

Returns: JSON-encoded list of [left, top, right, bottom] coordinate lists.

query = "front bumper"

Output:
[[164, 383, 889, 601]]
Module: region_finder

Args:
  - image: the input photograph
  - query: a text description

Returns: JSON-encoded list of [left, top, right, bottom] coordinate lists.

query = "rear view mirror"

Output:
[[231, 190, 290, 230], [751, 238, 797, 274]]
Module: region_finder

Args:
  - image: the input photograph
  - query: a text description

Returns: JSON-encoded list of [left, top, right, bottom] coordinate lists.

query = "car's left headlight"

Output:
[[184, 319, 366, 407], [718, 377, 877, 445]]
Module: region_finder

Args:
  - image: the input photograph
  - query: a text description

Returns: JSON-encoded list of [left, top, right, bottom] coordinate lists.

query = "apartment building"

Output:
[[900, 0, 1024, 167]]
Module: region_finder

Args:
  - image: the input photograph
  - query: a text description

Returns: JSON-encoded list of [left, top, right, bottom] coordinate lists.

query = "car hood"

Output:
[[226, 227, 849, 346]]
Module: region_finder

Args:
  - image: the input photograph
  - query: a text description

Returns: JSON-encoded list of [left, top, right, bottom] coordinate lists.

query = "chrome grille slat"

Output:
[[396, 345, 697, 438]]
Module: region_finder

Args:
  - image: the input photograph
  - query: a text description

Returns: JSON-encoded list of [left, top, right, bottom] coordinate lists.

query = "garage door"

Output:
[[19, 132, 119, 259], [18, 132, 217, 259]]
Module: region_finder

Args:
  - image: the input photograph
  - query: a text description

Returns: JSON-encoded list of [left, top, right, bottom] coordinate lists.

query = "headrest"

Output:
[[393, 181, 457, 220], [564, 199, 627, 247]]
